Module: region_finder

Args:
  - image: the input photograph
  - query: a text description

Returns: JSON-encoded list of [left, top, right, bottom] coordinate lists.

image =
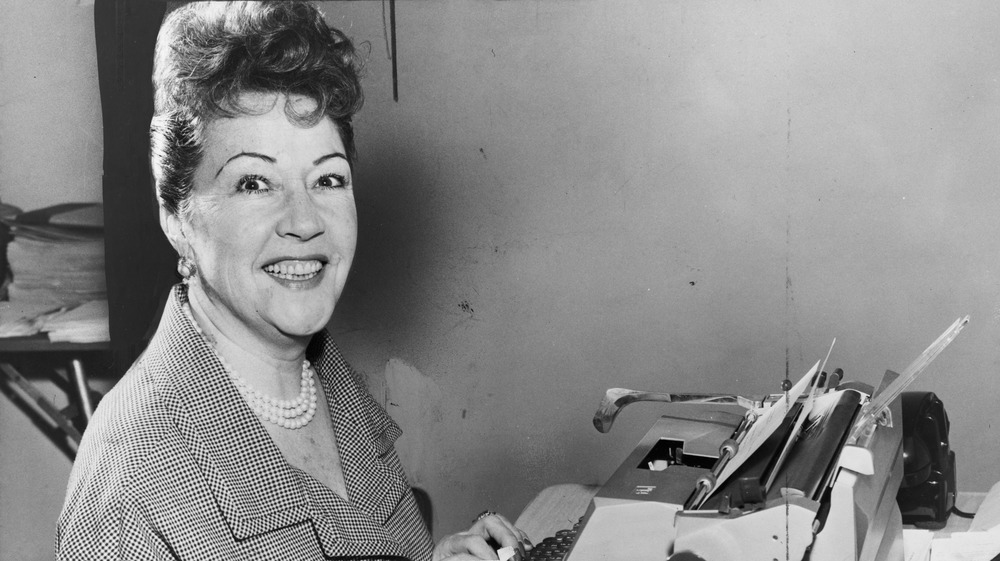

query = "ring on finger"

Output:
[[473, 510, 497, 524]]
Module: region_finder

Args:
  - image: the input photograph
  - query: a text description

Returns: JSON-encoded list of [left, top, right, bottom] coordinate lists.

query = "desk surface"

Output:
[[515, 484, 599, 542], [515, 484, 988, 545]]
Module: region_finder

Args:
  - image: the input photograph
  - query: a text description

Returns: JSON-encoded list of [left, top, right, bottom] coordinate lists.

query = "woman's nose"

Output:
[[277, 187, 324, 241]]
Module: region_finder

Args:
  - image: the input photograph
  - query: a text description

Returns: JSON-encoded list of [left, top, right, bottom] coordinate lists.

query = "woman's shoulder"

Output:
[[57, 359, 228, 558], [88, 352, 175, 440], [69, 357, 188, 497], [58, 357, 200, 552]]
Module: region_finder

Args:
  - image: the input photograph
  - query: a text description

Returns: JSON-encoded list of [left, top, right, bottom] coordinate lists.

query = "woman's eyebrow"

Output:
[[313, 152, 348, 166], [215, 152, 276, 178]]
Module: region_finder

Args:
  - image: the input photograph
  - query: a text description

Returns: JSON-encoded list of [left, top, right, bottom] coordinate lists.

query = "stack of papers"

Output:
[[932, 529, 1000, 561], [0, 300, 65, 338], [0, 203, 109, 343], [6, 236, 106, 306], [36, 300, 110, 343]]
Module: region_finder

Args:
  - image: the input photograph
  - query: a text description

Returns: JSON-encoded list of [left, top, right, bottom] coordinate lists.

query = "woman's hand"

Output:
[[433, 512, 532, 561]]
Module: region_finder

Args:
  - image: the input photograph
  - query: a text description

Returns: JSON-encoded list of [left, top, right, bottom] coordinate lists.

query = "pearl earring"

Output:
[[177, 256, 196, 281]]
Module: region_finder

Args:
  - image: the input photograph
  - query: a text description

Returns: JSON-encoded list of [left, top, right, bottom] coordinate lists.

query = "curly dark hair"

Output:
[[150, 1, 364, 216]]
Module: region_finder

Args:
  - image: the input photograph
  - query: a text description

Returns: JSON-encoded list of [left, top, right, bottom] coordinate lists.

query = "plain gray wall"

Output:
[[324, 0, 1000, 540], [3, 0, 1000, 557]]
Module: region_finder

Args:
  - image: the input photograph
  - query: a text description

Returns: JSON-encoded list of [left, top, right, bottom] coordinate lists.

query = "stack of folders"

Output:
[[0, 203, 109, 343]]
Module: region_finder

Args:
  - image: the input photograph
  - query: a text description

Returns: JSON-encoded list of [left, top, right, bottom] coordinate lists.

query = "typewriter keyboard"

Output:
[[526, 518, 581, 561]]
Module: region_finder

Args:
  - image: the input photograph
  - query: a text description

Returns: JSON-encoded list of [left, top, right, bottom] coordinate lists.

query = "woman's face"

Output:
[[168, 93, 357, 345]]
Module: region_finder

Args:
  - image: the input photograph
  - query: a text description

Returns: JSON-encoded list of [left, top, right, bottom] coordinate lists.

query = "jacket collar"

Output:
[[145, 286, 308, 539], [144, 285, 408, 552]]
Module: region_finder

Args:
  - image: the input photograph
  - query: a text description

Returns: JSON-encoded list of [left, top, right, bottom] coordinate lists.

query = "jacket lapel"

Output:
[[147, 287, 310, 540], [307, 332, 410, 555], [147, 286, 413, 555]]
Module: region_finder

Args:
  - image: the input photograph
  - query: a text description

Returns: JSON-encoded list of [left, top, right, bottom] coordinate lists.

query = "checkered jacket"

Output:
[[56, 285, 434, 560]]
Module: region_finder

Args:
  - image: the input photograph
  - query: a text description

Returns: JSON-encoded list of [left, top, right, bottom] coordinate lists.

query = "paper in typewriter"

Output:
[[703, 360, 819, 505], [765, 388, 863, 500]]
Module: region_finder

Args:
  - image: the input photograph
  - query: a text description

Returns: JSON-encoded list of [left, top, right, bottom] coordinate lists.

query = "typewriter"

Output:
[[527, 317, 966, 561]]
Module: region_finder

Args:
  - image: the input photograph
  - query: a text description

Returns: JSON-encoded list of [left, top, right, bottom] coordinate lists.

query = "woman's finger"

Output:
[[497, 513, 533, 554], [434, 532, 499, 561], [475, 514, 531, 558], [496, 515, 531, 547]]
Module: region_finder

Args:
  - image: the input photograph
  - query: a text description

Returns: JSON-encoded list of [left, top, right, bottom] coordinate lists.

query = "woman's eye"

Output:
[[316, 174, 346, 189], [236, 175, 269, 194]]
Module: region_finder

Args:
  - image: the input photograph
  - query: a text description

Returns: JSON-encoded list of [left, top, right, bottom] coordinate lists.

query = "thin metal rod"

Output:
[[390, 0, 398, 102], [71, 359, 94, 422], [0, 363, 82, 444], [849, 315, 968, 443]]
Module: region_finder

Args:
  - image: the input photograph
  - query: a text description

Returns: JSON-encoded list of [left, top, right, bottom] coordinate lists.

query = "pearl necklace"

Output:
[[181, 302, 318, 429]]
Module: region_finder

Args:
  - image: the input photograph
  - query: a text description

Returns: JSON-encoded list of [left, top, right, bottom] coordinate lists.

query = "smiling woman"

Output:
[[54, 2, 529, 560], [163, 92, 358, 351]]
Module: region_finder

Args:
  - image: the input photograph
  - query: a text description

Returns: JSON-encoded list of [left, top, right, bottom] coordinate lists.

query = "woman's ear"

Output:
[[159, 206, 187, 256]]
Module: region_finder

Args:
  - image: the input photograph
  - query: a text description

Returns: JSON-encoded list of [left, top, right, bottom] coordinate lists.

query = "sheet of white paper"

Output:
[[931, 531, 1000, 561], [970, 480, 1000, 532], [708, 360, 819, 499], [763, 368, 822, 492], [903, 529, 932, 561]]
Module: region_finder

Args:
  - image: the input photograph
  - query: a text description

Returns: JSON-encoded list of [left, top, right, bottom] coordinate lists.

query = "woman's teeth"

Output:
[[263, 260, 323, 280]]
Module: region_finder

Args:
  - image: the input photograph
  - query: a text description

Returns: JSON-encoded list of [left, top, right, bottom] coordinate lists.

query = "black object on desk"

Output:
[[896, 391, 956, 529]]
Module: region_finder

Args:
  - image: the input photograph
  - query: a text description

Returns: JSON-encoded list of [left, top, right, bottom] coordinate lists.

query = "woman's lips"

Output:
[[262, 259, 325, 281]]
